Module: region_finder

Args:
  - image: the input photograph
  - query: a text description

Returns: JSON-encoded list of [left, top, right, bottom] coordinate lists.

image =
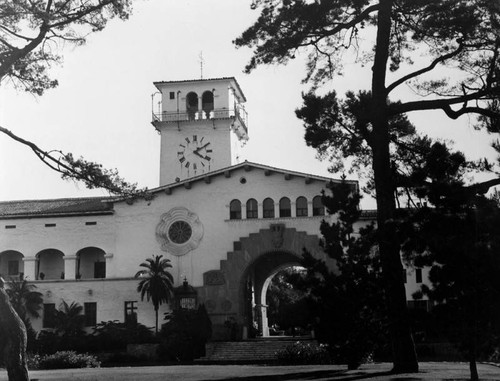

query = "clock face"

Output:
[[177, 135, 212, 175]]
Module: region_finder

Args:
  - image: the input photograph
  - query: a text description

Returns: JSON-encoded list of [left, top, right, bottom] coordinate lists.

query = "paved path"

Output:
[[1, 362, 499, 381]]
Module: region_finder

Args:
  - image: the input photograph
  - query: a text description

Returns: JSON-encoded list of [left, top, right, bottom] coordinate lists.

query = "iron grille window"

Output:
[[246, 199, 258, 219], [312, 196, 325, 216], [296, 197, 308, 217], [84, 302, 97, 327], [229, 200, 242, 220], [263, 198, 275, 218], [279, 197, 291, 217]]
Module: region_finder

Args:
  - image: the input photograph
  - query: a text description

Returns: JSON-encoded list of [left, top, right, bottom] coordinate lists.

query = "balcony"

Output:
[[152, 107, 248, 135]]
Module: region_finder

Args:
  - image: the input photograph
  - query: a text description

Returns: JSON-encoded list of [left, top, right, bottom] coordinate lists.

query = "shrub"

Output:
[[276, 341, 332, 365], [36, 351, 100, 369], [158, 304, 212, 362]]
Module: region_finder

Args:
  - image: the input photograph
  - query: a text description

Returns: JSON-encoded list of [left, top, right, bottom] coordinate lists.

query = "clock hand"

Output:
[[193, 150, 205, 159], [193, 142, 210, 153]]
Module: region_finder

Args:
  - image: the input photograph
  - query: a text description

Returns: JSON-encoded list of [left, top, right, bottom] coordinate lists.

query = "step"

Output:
[[196, 338, 316, 363]]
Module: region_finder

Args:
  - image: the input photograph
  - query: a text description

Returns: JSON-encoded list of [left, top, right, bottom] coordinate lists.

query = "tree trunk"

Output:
[[370, 0, 418, 373], [155, 307, 159, 334], [0, 280, 30, 381], [470, 357, 479, 381]]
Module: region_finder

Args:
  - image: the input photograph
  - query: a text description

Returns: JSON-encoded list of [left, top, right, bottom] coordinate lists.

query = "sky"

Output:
[[0, 0, 498, 209]]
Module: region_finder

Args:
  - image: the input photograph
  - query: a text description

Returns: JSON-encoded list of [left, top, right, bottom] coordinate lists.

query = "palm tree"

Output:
[[135, 255, 174, 333], [55, 300, 85, 336], [6, 275, 43, 326]]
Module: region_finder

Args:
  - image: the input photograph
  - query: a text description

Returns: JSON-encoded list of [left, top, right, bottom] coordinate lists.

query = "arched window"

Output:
[[246, 199, 258, 219], [202, 91, 214, 119], [296, 196, 308, 217], [186, 92, 198, 120], [312, 195, 325, 216], [279, 197, 291, 217], [230, 199, 242, 220], [263, 198, 275, 218]]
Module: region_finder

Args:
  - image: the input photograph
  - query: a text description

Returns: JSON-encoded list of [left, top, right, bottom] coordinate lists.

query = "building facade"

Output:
[[0, 77, 428, 339]]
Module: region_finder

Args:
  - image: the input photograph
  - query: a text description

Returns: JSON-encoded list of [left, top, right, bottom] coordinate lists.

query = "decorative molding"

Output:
[[203, 270, 225, 286], [156, 207, 204, 256]]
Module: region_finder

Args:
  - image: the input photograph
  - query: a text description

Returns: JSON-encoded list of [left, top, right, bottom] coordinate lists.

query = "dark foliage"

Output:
[[295, 180, 387, 370], [266, 268, 312, 332], [158, 304, 212, 362]]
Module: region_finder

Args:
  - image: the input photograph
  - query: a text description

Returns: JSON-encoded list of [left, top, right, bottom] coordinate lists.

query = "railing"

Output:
[[152, 107, 248, 131]]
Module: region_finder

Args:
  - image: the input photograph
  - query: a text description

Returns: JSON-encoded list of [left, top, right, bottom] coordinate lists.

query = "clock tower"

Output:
[[151, 77, 248, 185]]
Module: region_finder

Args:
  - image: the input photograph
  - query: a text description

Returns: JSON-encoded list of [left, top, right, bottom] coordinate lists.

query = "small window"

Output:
[[85, 221, 97, 226], [8, 260, 19, 276], [279, 197, 291, 217], [43, 303, 56, 328], [312, 196, 325, 216], [230, 200, 242, 220], [169, 91, 175, 100], [84, 302, 97, 327], [415, 268, 422, 284], [296, 197, 308, 217], [246, 199, 258, 219], [263, 198, 275, 218], [5, 225, 16, 229], [45, 223, 56, 228], [124, 301, 138, 326]]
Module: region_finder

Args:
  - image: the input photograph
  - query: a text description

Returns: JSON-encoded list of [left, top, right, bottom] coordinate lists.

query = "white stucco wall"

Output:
[[113, 166, 333, 287], [29, 278, 170, 332]]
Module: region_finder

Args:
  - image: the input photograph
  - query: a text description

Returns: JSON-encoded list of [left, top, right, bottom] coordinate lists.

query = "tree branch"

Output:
[[386, 43, 465, 94], [0, 124, 145, 197], [389, 87, 500, 116]]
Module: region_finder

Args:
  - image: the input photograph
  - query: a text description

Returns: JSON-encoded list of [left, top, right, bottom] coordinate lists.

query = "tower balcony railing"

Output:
[[152, 107, 248, 132]]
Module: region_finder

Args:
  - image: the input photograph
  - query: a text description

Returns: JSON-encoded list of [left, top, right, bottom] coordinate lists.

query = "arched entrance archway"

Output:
[[199, 224, 334, 340], [241, 251, 301, 337]]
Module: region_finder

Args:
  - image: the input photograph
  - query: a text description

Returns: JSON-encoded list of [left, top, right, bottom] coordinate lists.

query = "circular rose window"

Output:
[[168, 221, 192, 244], [156, 207, 204, 256]]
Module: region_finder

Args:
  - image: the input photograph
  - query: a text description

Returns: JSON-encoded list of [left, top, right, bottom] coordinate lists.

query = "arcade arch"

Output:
[[76, 247, 106, 279], [0, 250, 24, 278], [37, 249, 64, 280]]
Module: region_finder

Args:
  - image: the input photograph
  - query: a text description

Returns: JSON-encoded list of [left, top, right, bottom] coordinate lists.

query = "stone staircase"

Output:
[[196, 338, 316, 364]]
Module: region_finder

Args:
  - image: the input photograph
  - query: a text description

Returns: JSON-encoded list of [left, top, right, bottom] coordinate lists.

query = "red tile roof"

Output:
[[0, 197, 114, 219]]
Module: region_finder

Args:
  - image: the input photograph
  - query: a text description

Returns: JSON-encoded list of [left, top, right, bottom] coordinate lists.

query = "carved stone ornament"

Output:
[[156, 207, 204, 256], [270, 223, 285, 249]]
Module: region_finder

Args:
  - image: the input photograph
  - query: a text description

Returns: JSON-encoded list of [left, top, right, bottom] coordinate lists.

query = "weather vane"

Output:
[[199, 51, 204, 79]]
